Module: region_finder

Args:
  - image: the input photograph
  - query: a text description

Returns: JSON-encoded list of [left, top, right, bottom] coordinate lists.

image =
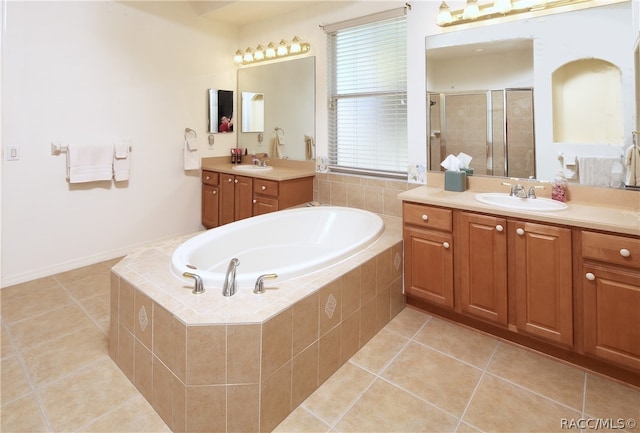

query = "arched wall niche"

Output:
[[552, 58, 623, 145]]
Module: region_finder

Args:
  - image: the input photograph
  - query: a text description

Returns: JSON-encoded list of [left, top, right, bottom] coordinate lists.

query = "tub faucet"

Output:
[[254, 273, 278, 294], [222, 258, 240, 297]]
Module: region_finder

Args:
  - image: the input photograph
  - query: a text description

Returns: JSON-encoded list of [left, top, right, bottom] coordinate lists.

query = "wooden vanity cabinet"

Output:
[[456, 212, 508, 326], [581, 231, 640, 371], [253, 177, 314, 216], [202, 171, 220, 229], [511, 221, 573, 346], [219, 173, 253, 226], [402, 202, 454, 308]]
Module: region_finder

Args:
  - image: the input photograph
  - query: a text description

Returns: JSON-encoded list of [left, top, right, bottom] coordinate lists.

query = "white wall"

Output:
[[1, 1, 237, 286]]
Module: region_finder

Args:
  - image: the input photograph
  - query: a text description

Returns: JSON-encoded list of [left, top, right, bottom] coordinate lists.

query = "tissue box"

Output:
[[444, 170, 466, 192]]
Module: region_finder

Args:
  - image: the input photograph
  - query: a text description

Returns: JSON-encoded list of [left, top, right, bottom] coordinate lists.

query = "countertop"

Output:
[[398, 185, 640, 237], [201, 157, 316, 182]]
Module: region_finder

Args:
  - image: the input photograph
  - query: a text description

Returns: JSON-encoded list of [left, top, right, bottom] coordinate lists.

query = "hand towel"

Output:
[[624, 145, 640, 187], [184, 135, 199, 170], [275, 128, 286, 146], [271, 137, 281, 159], [113, 142, 130, 182], [305, 134, 315, 160], [66, 144, 113, 183], [577, 156, 620, 187]]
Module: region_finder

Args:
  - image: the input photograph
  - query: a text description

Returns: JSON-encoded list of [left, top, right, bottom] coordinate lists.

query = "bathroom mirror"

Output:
[[426, 1, 636, 187], [241, 92, 265, 132], [237, 56, 316, 160], [208, 89, 234, 133]]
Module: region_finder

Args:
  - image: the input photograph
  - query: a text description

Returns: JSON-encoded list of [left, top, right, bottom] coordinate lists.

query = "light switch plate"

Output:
[[7, 145, 19, 161]]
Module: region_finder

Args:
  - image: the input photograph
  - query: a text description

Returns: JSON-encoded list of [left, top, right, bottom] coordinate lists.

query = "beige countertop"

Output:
[[398, 185, 640, 237], [201, 157, 316, 181]]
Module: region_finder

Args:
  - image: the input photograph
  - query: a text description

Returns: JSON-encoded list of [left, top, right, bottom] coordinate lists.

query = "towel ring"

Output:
[[274, 127, 284, 134], [185, 128, 197, 140]]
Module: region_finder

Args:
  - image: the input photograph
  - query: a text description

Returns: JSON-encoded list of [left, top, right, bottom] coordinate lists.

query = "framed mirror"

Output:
[[208, 89, 234, 133], [425, 2, 635, 188], [241, 92, 265, 133]]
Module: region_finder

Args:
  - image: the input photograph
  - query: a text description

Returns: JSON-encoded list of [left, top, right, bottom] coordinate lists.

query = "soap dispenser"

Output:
[[551, 171, 568, 202]]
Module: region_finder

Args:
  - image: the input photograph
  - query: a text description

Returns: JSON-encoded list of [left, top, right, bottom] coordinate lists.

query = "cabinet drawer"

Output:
[[254, 179, 279, 197], [582, 231, 640, 269], [403, 202, 452, 232], [202, 171, 219, 186]]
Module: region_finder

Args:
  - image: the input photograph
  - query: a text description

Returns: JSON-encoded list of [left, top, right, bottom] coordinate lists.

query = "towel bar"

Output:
[[51, 142, 132, 155], [184, 128, 197, 140]]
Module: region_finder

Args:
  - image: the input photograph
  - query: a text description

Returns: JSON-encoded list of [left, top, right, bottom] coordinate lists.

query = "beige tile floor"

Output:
[[2, 259, 639, 433]]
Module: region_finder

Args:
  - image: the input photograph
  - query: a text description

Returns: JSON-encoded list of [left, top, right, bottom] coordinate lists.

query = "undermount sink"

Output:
[[475, 193, 568, 211], [231, 165, 274, 172]]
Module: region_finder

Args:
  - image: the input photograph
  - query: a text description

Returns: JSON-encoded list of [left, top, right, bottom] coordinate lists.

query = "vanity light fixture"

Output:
[[233, 36, 310, 66], [254, 45, 265, 61], [436, 0, 593, 27], [277, 39, 289, 57]]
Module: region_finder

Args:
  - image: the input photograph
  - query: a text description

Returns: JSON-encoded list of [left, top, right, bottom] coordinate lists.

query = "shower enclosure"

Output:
[[428, 88, 535, 179]]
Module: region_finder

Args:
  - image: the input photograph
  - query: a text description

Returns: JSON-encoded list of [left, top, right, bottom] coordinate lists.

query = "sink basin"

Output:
[[231, 165, 274, 172], [475, 193, 568, 211]]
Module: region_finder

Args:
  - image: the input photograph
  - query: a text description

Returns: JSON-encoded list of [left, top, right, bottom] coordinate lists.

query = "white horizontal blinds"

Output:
[[327, 9, 407, 178]]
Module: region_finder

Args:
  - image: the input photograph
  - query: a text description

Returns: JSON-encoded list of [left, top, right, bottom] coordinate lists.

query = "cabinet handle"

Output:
[[516, 228, 525, 236], [421, 214, 428, 222], [443, 242, 450, 249], [253, 199, 257, 204], [620, 248, 631, 258], [212, 190, 217, 195], [585, 272, 596, 281], [205, 176, 210, 180], [261, 185, 267, 191], [234, 179, 238, 184], [228, 178, 233, 183], [496, 224, 504, 232]]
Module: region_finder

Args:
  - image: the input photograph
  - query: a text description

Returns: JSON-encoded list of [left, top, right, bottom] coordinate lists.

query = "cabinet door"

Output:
[[513, 221, 573, 346], [583, 263, 640, 371], [220, 174, 235, 225], [458, 212, 508, 325], [202, 184, 219, 229], [234, 175, 253, 221], [253, 197, 278, 216], [403, 226, 454, 308]]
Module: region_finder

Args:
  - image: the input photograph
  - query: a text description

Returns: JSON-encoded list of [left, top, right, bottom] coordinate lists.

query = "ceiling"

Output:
[[189, 1, 325, 25]]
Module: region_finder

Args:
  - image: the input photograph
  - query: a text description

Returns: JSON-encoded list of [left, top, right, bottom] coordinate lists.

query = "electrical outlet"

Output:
[[7, 145, 19, 161]]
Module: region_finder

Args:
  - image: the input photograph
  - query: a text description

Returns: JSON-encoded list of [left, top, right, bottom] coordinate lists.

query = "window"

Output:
[[325, 8, 408, 178]]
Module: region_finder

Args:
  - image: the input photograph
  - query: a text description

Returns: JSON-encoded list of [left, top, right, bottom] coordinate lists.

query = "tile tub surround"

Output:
[[109, 215, 404, 432]]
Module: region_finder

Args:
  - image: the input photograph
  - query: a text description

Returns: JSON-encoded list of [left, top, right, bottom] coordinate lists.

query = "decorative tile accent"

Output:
[[393, 252, 402, 271], [138, 306, 148, 332], [325, 294, 337, 319]]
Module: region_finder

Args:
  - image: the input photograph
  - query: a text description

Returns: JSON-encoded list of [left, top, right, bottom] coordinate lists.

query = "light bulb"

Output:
[[243, 47, 254, 63], [493, 0, 512, 13], [233, 50, 243, 64], [254, 45, 265, 60], [462, 0, 480, 19], [265, 42, 276, 59], [290, 36, 302, 54], [436, 1, 453, 25], [277, 39, 289, 57]]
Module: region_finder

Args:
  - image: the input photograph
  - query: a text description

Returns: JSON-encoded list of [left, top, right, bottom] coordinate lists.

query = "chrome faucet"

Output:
[[254, 273, 278, 294], [528, 185, 544, 199], [222, 258, 240, 297], [183, 272, 204, 294], [251, 153, 269, 167], [511, 184, 528, 198]]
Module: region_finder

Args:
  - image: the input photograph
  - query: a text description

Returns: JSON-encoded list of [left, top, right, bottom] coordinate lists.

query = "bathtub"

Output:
[[171, 206, 385, 289]]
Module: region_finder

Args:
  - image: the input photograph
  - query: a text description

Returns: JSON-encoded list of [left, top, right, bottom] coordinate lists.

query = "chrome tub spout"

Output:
[[222, 258, 240, 297]]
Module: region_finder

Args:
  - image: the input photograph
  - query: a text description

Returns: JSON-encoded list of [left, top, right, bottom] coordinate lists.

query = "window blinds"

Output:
[[326, 8, 407, 178]]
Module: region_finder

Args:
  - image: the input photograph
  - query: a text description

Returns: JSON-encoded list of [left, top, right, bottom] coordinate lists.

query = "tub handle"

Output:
[[183, 272, 205, 294], [254, 273, 278, 294]]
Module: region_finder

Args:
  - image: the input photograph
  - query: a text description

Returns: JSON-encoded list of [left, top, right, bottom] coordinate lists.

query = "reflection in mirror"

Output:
[[208, 89, 234, 133], [428, 88, 535, 178], [237, 56, 315, 160], [425, 2, 635, 188], [241, 92, 265, 132]]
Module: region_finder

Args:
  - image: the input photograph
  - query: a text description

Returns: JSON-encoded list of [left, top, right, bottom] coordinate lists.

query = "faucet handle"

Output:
[[254, 273, 278, 294], [528, 185, 544, 199], [183, 272, 205, 294]]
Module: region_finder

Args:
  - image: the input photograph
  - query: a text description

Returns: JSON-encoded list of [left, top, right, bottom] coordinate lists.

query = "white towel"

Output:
[[624, 145, 640, 187], [577, 156, 620, 187], [66, 144, 113, 183], [305, 135, 314, 160], [184, 136, 199, 170], [113, 142, 130, 182], [275, 128, 286, 146], [271, 138, 281, 159]]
